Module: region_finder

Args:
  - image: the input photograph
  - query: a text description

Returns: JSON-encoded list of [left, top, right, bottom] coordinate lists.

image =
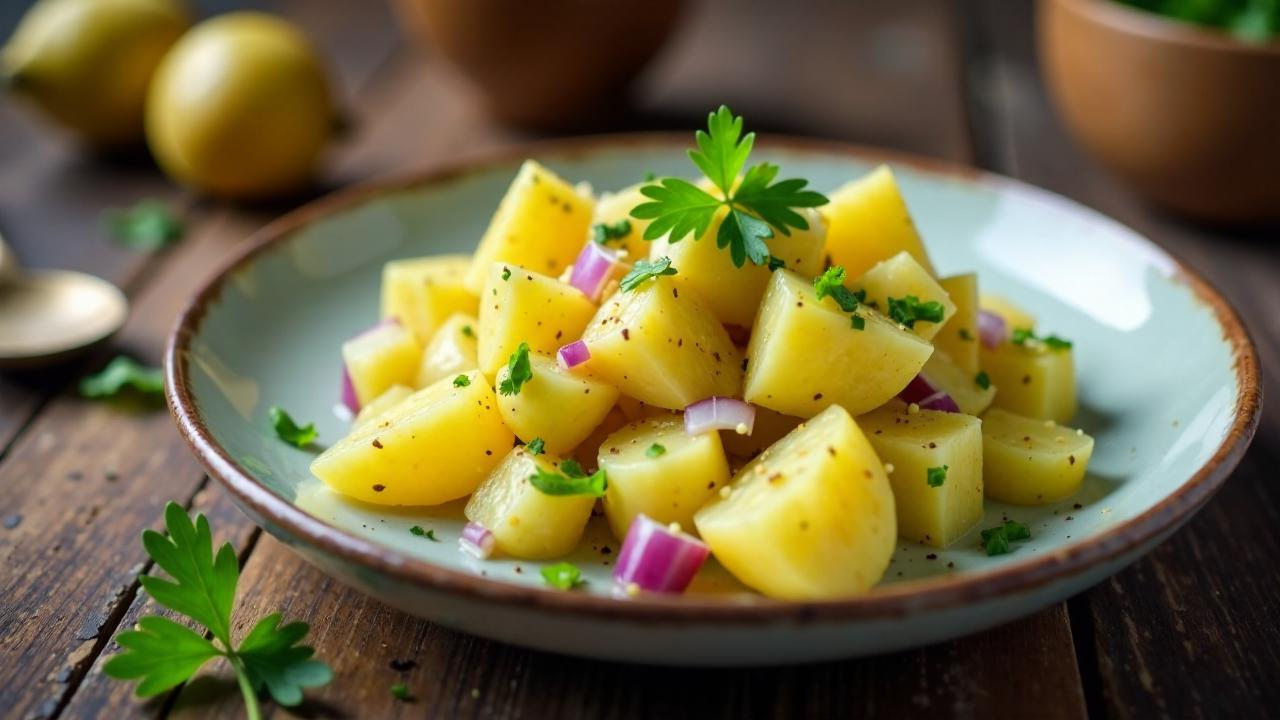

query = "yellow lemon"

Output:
[[1, 0, 189, 146], [145, 12, 335, 199]]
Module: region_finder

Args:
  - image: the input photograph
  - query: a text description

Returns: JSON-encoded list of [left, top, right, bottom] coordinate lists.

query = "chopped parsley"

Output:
[[981, 520, 1032, 556], [501, 266, 512, 281], [812, 266, 862, 312], [1011, 327, 1073, 351], [592, 220, 632, 245], [767, 255, 786, 271], [959, 328, 975, 342], [887, 295, 946, 328], [529, 460, 607, 497], [102, 200, 184, 251], [646, 443, 666, 458], [79, 356, 165, 400], [975, 371, 991, 390], [926, 465, 948, 488], [409, 526, 438, 541], [269, 407, 318, 448], [461, 324, 474, 338], [851, 314, 866, 331], [541, 561, 583, 590], [630, 106, 827, 268], [526, 437, 546, 455], [390, 682, 412, 701], [498, 343, 533, 396], [453, 374, 471, 388], [619, 256, 677, 292]]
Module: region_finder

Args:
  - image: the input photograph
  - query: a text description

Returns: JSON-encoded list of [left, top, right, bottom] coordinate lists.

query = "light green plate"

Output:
[[167, 135, 1260, 665]]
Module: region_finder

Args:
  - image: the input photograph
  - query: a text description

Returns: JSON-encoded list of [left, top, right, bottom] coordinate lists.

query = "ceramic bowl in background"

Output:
[[1038, 0, 1280, 224]]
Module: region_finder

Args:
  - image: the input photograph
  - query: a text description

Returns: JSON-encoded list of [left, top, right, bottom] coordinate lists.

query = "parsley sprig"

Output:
[[498, 343, 533, 395], [529, 459, 607, 497], [269, 407, 317, 448], [631, 106, 828, 268], [104, 503, 331, 717], [619, 257, 677, 292], [80, 356, 164, 400]]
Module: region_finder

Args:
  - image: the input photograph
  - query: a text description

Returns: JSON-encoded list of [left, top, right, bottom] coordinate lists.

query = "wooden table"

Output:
[[2, 1, 1276, 717]]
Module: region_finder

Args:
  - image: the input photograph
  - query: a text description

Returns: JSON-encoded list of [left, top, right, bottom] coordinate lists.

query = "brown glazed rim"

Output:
[[1056, 0, 1280, 54], [166, 133, 1262, 624]]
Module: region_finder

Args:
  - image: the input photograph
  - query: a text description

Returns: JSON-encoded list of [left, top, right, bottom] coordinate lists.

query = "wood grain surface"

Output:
[[0, 0, 1272, 718]]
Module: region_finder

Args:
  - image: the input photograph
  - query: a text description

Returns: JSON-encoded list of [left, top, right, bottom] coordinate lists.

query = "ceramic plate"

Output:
[[166, 136, 1260, 666]]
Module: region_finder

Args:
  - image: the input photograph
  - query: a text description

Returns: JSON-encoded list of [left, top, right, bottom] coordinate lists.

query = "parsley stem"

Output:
[[232, 657, 263, 720]]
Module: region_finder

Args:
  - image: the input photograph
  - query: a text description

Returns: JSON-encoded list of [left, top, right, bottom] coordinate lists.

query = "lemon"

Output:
[[146, 12, 335, 199], [1, 0, 189, 146]]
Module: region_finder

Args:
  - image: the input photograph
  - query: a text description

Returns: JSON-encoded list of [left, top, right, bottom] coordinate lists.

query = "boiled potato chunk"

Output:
[[311, 370, 512, 506], [982, 408, 1093, 504], [416, 313, 479, 388], [935, 273, 981, 374], [821, 165, 935, 279], [495, 352, 619, 455], [599, 418, 730, 540], [694, 405, 896, 599], [464, 160, 595, 292], [858, 404, 983, 548], [649, 207, 826, 329], [353, 384, 413, 429], [592, 184, 652, 260], [477, 263, 597, 378], [719, 406, 804, 460], [464, 447, 596, 559], [743, 269, 932, 418], [380, 255, 477, 344], [568, 404, 631, 472], [981, 341, 1076, 423], [342, 322, 421, 407], [980, 293, 1037, 331], [580, 276, 742, 409], [922, 351, 996, 416], [856, 251, 955, 341]]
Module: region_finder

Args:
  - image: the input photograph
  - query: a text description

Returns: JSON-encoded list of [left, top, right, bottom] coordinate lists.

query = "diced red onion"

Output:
[[918, 390, 962, 413], [898, 372, 961, 413], [340, 368, 359, 413], [978, 310, 1007, 349], [684, 396, 756, 435], [459, 522, 495, 560], [557, 340, 591, 369], [613, 515, 709, 594], [568, 242, 624, 302]]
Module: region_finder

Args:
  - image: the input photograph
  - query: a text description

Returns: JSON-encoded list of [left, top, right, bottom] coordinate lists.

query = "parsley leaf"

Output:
[[391, 682, 413, 701], [631, 106, 827, 268], [498, 343, 533, 396], [813, 266, 862, 312], [501, 266, 512, 281], [1011, 327, 1073, 351], [409, 525, 438, 540], [981, 520, 1032, 556], [529, 462, 608, 497], [541, 561, 583, 590], [453, 374, 471, 388], [79, 356, 164, 400], [102, 200, 184, 252], [526, 437, 546, 455], [619, 256, 677, 292], [851, 314, 866, 331], [461, 324, 475, 338], [646, 443, 666, 458], [105, 503, 331, 712], [975, 371, 991, 390], [767, 255, 786, 271], [887, 295, 946, 329], [926, 465, 948, 488], [269, 407, 317, 448], [592, 219, 632, 245]]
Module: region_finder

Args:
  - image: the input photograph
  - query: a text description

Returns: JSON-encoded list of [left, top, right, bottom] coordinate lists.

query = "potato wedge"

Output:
[[935, 273, 981, 373], [342, 322, 421, 407], [477, 262, 597, 378], [465, 447, 596, 559], [415, 312, 479, 388], [380, 255, 477, 344], [495, 352, 619, 455], [856, 251, 956, 341], [982, 408, 1093, 504], [981, 340, 1076, 423], [821, 165, 935, 279]]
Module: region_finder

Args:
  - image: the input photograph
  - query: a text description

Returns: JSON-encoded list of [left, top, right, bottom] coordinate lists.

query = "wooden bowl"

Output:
[[1038, 0, 1280, 224], [391, 0, 684, 129]]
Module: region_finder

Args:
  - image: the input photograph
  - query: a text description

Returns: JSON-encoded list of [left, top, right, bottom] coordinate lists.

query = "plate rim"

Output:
[[164, 132, 1262, 624]]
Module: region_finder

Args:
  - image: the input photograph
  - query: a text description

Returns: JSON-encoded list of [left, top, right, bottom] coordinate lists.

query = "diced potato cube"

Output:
[[465, 160, 595, 292], [342, 322, 421, 406], [744, 269, 933, 418], [855, 251, 956, 341], [719, 406, 803, 460], [353, 384, 414, 429], [980, 293, 1037, 331], [496, 352, 619, 455], [568, 404, 631, 472], [694, 405, 896, 599], [922, 351, 996, 416], [981, 341, 1076, 423], [649, 207, 826, 329], [477, 263, 597, 378], [416, 313, 479, 388], [592, 184, 652, 260], [982, 408, 1093, 504], [465, 447, 596, 559], [380, 255, 478, 344], [599, 418, 730, 540], [935, 273, 981, 373], [311, 370, 512, 506], [580, 276, 742, 409], [821, 165, 935, 279], [858, 404, 983, 548]]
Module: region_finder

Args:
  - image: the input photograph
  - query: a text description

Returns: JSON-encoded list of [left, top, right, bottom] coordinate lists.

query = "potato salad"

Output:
[[308, 107, 1095, 600]]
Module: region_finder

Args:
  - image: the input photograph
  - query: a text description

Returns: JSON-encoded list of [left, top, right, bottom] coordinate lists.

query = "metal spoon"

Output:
[[0, 230, 129, 369]]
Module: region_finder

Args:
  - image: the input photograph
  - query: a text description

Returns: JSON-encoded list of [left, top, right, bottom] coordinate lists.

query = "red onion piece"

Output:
[[340, 368, 359, 413], [684, 396, 756, 435], [918, 390, 962, 413], [557, 340, 591, 369], [613, 515, 709, 594], [978, 310, 1007, 349], [897, 373, 940, 405], [459, 521, 495, 560], [568, 242, 624, 302]]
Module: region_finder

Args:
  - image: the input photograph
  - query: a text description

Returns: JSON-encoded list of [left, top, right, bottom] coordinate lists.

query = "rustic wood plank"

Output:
[[962, 2, 1280, 717]]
